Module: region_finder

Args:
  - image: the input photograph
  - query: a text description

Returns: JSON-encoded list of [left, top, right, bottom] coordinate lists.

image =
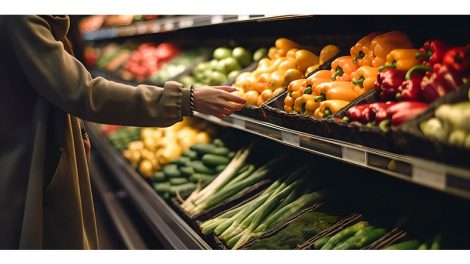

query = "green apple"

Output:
[[180, 75, 195, 88], [232, 47, 252, 67], [253, 48, 268, 62], [209, 71, 227, 86], [209, 59, 219, 70], [228, 70, 240, 80], [194, 61, 210, 74], [215, 60, 227, 74], [222, 57, 242, 73], [213, 47, 232, 60]]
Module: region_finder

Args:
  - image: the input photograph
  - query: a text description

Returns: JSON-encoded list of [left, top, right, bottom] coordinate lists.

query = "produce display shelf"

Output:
[[87, 122, 211, 249], [194, 112, 470, 201], [82, 15, 310, 41]]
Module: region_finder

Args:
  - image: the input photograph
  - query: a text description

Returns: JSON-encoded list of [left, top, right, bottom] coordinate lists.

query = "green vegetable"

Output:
[[212, 138, 225, 147], [153, 182, 171, 193], [228, 152, 236, 159], [173, 157, 191, 167], [333, 227, 387, 249], [182, 150, 198, 160], [163, 164, 182, 178], [190, 173, 216, 183], [430, 235, 442, 250], [321, 221, 368, 250], [169, 183, 196, 193], [180, 166, 195, 177], [169, 178, 189, 185], [215, 165, 227, 173], [314, 236, 332, 249], [153, 171, 166, 182], [190, 143, 218, 155], [418, 243, 428, 250], [191, 160, 216, 174], [385, 240, 421, 250], [202, 154, 230, 167]]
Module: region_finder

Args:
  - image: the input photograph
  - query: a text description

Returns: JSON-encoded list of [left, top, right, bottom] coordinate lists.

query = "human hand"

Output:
[[193, 86, 246, 119]]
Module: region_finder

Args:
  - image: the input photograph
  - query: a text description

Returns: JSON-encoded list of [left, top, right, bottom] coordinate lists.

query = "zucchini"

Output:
[[169, 182, 196, 193], [169, 178, 189, 185], [190, 173, 216, 183], [153, 171, 166, 182], [385, 240, 421, 250], [190, 143, 230, 156], [334, 227, 386, 249], [163, 164, 182, 178], [215, 165, 227, 173], [202, 154, 230, 167], [191, 160, 216, 174], [180, 166, 195, 177], [182, 150, 198, 160], [212, 138, 225, 147], [153, 182, 171, 193], [172, 157, 191, 167]]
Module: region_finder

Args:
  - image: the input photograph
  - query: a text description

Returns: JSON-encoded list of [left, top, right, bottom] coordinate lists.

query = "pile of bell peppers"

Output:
[[284, 31, 415, 119], [344, 39, 470, 132]]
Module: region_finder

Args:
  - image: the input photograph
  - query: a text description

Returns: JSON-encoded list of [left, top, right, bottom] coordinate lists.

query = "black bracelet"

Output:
[[189, 84, 195, 116]]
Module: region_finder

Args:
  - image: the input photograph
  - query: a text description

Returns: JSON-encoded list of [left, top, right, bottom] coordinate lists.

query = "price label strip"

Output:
[[281, 131, 300, 147], [232, 118, 246, 130], [179, 19, 194, 28], [412, 166, 446, 190], [211, 16, 224, 24], [342, 147, 366, 165]]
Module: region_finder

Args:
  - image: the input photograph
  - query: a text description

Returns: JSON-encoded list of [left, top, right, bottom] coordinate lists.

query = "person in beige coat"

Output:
[[0, 15, 245, 249]]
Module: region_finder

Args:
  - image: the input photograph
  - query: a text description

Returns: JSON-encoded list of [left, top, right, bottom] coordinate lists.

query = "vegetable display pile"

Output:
[[314, 221, 387, 250], [420, 89, 470, 148], [153, 139, 237, 199], [181, 145, 289, 217], [344, 40, 470, 132], [180, 45, 263, 88], [232, 38, 339, 108], [385, 234, 442, 250], [111, 118, 214, 178], [199, 164, 327, 249], [284, 31, 413, 119]]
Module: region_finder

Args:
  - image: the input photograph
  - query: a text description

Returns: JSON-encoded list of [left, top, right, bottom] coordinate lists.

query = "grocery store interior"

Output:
[[4, 14, 470, 251]]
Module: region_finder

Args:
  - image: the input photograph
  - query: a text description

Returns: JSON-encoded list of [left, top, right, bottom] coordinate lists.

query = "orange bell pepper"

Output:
[[306, 70, 332, 95], [287, 78, 307, 101], [294, 94, 318, 114], [319, 45, 340, 65], [313, 100, 350, 119], [314, 81, 359, 102], [331, 56, 358, 81], [370, 31, 414, 68], [284, 94, 294, 113], [351, 66, 378, 94], [350, 32, 381, 67], [382, 49, 420, 71]]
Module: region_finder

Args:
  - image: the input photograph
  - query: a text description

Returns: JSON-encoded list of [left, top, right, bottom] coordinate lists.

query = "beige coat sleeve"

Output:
[[7, 15, 191, 127]]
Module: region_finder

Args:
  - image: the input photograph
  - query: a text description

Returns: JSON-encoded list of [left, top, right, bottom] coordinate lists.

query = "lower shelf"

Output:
[[87, 122, 211, 249]]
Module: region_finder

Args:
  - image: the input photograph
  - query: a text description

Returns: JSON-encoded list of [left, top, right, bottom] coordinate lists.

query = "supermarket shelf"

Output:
[[87, 122, 211, 249], [82, 15, 310, 41], [194, 112, 470, 200]]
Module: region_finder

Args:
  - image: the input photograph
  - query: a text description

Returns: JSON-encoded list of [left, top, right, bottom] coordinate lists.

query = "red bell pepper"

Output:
[[367, 101, 398, 123], [396, 65, 432, 101], [345, 104, 370, 123], [378, 101, 429, 132], [442, 46, 470, 74], [374, 69, 407, 101], [416, 40, 452, 67], [420, 64, 462, 102]]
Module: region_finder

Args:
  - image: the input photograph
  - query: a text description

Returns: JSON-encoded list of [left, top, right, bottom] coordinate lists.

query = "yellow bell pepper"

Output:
[[350, 32, 380, 67], [287, 79, 307, 101], [294, 94, 318, 115], [314, 81, 358, 102], [306, 70, 332, 95], [331, 56, 358, 81], [319, 45, 340, 65], [382, 49, 420, 71], [370, 31, 414, 68], [313, 100, 350, 119], [351, 66, 378, 94]]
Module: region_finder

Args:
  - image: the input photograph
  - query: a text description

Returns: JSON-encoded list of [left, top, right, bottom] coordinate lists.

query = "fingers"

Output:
[[212, 86, 239, 93], [224, 102, 244, 111], [220, 92, 247, 105]]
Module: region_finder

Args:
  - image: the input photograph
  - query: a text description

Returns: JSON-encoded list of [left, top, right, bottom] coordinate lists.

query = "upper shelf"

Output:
[[194, 112, 470, 201], [82, 15, 310, 41]]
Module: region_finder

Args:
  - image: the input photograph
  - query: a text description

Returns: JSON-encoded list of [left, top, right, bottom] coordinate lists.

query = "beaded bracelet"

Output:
[[189, 84, 195, 116]]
